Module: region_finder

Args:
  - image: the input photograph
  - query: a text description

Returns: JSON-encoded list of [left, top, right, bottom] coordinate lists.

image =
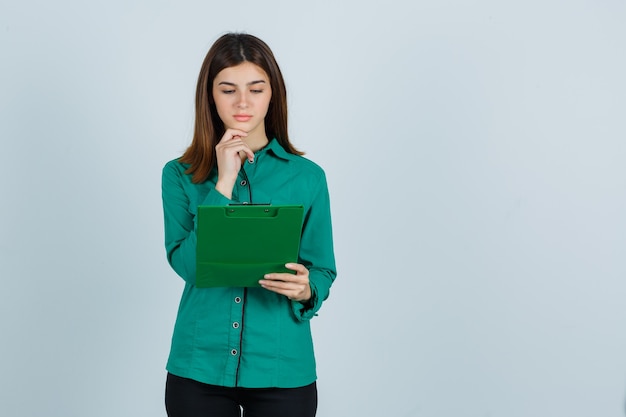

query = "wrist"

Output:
[[215, 179, 234, 199], [297, 285, 314, 306]]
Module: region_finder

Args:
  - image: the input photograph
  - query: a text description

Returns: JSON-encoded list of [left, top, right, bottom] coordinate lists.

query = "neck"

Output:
[[244, 133, 269, 153]]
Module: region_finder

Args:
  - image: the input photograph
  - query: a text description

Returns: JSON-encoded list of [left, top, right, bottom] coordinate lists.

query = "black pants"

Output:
[[165, 373, 317, 417]]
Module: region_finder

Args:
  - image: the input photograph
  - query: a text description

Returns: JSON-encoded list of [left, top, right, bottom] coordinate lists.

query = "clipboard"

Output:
[[195, 205, 304, 288]]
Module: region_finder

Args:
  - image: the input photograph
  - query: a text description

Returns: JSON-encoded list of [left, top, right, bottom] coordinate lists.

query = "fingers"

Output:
[[219, 129, 248, 143], [262, 263, 307, 284], [217, 129, 255, 162], [259, 263, 311, 301], [214, 130, 255, 196], [284, 263, 307, 274]]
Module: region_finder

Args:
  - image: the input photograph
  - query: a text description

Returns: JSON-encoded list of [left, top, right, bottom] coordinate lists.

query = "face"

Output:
[[212, 62, 272, 139]]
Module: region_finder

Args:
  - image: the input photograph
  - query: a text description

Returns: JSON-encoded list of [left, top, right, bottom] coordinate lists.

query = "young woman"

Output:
[[161, 33, 337, 417]]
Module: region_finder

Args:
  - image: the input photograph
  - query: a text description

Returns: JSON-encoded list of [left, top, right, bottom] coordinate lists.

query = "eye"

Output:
[[251, 89, 264, 94], [221, 89, 235, 94]]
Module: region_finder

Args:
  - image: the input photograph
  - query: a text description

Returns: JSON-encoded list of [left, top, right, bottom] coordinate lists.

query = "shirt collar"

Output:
[[262, 138, 292, 161]]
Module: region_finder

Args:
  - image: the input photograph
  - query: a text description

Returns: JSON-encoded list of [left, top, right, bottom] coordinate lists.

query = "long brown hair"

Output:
[[180, 33, 303, 183]]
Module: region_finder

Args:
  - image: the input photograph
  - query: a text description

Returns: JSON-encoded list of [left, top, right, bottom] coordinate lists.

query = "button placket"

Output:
[[238, 169, 251, 204], [225, 288, 245, 381]]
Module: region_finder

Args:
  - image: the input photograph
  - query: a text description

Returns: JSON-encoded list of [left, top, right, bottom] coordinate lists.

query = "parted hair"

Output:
[[180, 33, 303, 183]]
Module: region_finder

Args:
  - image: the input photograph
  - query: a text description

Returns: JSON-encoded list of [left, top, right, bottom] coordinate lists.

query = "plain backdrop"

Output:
[[1, 1, 625, 416]]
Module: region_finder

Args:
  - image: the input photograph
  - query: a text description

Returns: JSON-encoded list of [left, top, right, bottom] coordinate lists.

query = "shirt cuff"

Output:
[[290, 282, 319, 321]]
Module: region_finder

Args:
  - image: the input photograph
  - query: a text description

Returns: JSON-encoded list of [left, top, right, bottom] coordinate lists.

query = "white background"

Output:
[[1, 1, 625, 416]]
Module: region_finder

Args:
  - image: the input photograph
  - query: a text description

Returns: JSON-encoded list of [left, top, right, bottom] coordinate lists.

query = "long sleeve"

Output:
[[291, 171, 337, 321], [162, 160, 231, 284]]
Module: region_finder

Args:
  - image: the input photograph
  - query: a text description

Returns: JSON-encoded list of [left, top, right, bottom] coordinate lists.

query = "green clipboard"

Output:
[[195, 205, 304, 288]]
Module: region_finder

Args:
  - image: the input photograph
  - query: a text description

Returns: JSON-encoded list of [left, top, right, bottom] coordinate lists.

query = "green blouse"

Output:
[[161, 139, 337, 388]]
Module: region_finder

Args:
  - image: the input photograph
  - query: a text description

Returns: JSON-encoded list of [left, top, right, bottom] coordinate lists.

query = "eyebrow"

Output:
[[218, 80, 267, 86]]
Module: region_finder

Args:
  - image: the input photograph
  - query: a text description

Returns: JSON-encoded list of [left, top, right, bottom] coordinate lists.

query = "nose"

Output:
[[237, 92, 249, 108]]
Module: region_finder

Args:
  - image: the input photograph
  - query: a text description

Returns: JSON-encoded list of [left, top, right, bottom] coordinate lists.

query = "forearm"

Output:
[[162, 161, 232, 283], [290, 174, 337, 321]]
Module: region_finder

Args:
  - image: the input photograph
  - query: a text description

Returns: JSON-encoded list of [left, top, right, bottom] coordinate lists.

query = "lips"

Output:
[[234, 115, 252, 122]]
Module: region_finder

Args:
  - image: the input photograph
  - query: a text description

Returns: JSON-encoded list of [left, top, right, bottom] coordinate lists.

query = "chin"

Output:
[[232, 121, 253, 130]]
